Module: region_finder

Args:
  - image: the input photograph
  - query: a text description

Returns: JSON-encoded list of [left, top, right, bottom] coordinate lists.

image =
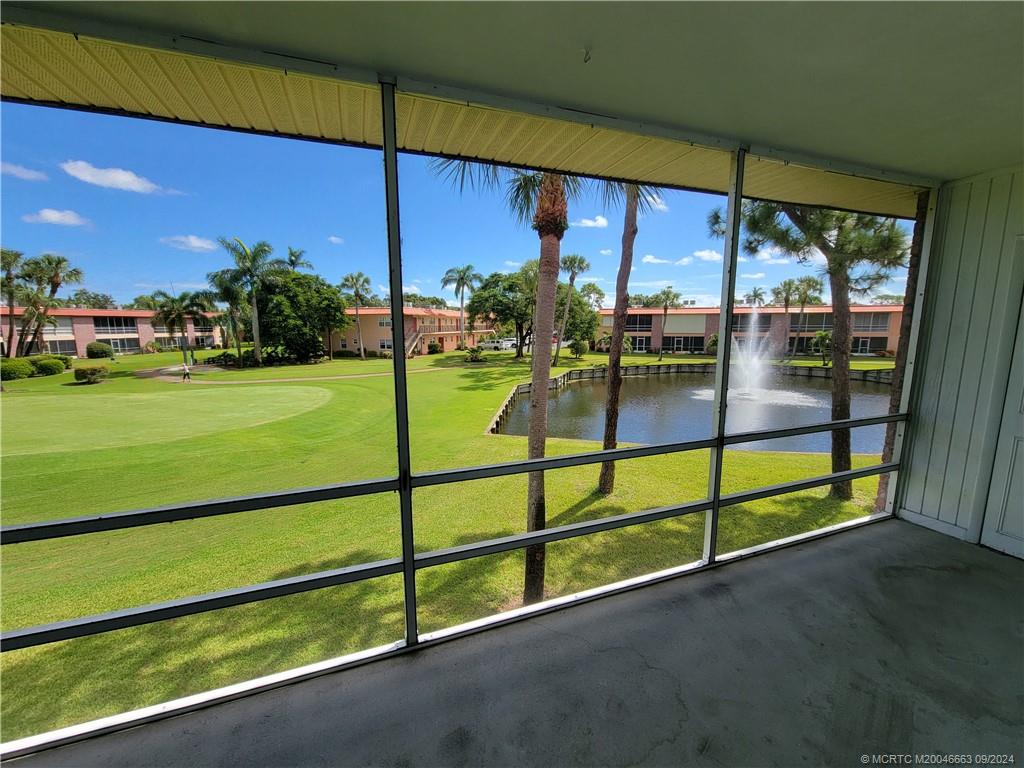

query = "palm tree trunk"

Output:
[[250, 294, 262, 365], [27, 287, 58, 355], [459, 290, 466, 349], [355, 304, 365, 360], [15, 311, 35, 356], [180, 329, 189, 366], [828, 265, 853, 500], [524, 229, 561, 605], [599, 185, 639, 494], [875, 190, 928, 511], [658, 306, 668, 361], [794, 303, 806, 357], [234, 309, 244, 366], [552, 276, 575, 366], [5, 280, 15, 358]]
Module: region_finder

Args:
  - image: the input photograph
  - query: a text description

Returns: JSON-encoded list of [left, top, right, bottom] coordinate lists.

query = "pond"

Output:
[[501, 371, 892, 453]]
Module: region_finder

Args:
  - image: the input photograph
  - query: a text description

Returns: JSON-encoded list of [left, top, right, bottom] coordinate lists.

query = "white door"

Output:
[[981, 287, 1024, 558]]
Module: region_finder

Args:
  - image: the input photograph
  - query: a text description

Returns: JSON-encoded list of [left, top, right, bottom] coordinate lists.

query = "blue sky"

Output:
[[1, 102, 908, 307]]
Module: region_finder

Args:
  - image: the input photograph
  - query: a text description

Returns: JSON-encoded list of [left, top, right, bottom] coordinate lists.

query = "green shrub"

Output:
[[86, 342, 114, 359], [465, 346, 485, 363], [427, 341, 442, 354], [32, 358, 66, 377], [333, 350, 358, 358], [52, 354, 73, 369], [74, 366, 109, 384], [705, 333, 719, 355], [568, 339, 589, 359], [1, 358, 33, 380]]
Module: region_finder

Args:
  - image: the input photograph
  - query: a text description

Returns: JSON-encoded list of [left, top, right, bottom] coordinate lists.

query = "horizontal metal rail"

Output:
[[722, 413, 906, 446], [0, 478, 400, 544], [410, 437, 717, 488], [719, 462, 900, 507], [414, 498, 712, 569], [1, 558, 403, 652], [1, 414, 906, 545], [0, 461, 897, 652]]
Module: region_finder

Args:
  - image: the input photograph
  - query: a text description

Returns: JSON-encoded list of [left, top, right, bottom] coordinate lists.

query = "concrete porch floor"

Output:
[[13, 519, 1023, 767]]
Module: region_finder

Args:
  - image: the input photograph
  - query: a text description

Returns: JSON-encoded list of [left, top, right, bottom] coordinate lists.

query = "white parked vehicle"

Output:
[[479, 337, 518, 350]]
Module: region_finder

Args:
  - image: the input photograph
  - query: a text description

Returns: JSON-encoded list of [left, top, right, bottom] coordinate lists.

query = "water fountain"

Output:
[[730, 308, 768, 400]]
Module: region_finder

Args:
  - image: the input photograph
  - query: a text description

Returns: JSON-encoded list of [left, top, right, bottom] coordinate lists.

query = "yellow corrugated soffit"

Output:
[[0, 24, 383, 147], [394, 91, 734, 195]]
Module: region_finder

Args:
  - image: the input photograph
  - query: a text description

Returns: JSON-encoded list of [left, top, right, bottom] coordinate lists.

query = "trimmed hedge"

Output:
[[31, 358, 66, 377], [1, 358, 33, 380], [86, 342, 114, 359], [74, 366, 109, 384]]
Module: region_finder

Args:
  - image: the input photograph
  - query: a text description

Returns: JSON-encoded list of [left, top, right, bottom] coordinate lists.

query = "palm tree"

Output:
[[771, 279, 799, 357], [599, 183, 662, 495], [205, 270, 248, 365], [341, 271, 371, 360], [813, 329, 832, 367], [151, 290, 213, 366], [441, 264, 483, 349], [654, 286, 682, 361], [793, 275, 825, 356], [744, 286, 766, 307], [286, 247, 313, 271], [2, 249, 23, 357], [552, 254, 590, 365], [431, 158, 582, 604], [218, 238, 287, 366], [22, 254, 82, 356]]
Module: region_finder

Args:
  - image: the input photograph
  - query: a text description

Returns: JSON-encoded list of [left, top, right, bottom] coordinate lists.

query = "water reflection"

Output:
[[502, 371, 889, 453]]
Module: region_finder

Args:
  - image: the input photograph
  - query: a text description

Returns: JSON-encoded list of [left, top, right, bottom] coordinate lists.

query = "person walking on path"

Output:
[[182, 362, 191, 383]]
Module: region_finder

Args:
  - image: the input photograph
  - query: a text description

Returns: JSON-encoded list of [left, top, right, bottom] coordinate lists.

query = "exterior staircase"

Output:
[[404, 331, 422, 358]]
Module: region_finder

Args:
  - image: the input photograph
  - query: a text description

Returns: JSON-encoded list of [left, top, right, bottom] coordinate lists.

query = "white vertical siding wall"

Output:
[[898, 165, 1023, 539]]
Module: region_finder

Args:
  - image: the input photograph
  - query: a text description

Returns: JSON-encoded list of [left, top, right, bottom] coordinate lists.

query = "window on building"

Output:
[[852, 336, 889, 354], [629, 335, 650, 352], [42, 318, 74, 337], [96, 336, 141, 353], [625, 315, 653, 332], [156, 337, 183, 349], [790, 313, 833, 331], [378, 317, 392, 327], [45, 339, 77, 355], [379, 338, 393, 350], [662, 335, 705, 353], [93, 316, 138, 334], [853, 312, 891, 332], [732, 313, 772, 332]]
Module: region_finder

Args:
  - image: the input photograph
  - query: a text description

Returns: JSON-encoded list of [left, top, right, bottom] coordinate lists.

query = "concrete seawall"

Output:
[[487, 362, 892, 434]]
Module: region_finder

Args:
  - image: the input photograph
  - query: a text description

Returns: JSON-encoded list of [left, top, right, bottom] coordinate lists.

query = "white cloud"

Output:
[[377, 284, 388, 294], [22, 208, 89, 226], [644, 192, 669, 213], [893, 275, 908, 282], [580, 276, 608, 283], [675, 256, 693, 266], [737, 256, 749, 263], [571, 214, 608, 228], [641, 254, 670, 264], [693, 249, 723, 262], [402, 284, 419, 294], [61, 160, 162, 194], [2, 162, 47, 181], [754, 246, 790, 265], [504, 260, 522, 267], [628, 279, 674, 289], [327, 235, 344, 245], [133, 281, 207, 290], [160, 235, 217, 252], [741, 272, 766, 280], [807, 248, 828, 267], [599, 248, 613, 256]]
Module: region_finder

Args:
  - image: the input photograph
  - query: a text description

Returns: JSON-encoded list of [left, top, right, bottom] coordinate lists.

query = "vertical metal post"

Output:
[[886, 185, 940, 515], [380, 78, 418, 646], [703, 148, 746, 564]]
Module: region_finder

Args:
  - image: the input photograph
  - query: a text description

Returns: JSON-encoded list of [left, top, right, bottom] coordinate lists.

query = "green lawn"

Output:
[[0, 349, 887, 740]]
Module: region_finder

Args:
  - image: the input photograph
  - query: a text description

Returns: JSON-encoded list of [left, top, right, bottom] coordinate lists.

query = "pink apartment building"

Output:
[[330, 307, 494, 357]]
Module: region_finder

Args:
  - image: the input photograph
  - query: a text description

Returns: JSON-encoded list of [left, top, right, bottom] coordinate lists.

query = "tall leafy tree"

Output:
[[771, 278, 799, 357], [654, 286, 682, 361], [205, 270, 249, 364], [431, 158, 582, 604], [151, 290, 213, 366], [22, 254, 82, 356], [286, 247, 313, 271], [217, 238, 287, 366], [340, 272, 371, 360], [258, 272, 348, 362], [64, 288, 116, 309], [552, 254, 590, 365], [712, 202, 907, 499], [125, 294, 160, 310], [598, 184, 661, 495], [2, 249, 23, 357], [466, 272, 534, 358], [580, 281, 605, 311], [441, 264, 483, 349], [744, 286, 766, 307]]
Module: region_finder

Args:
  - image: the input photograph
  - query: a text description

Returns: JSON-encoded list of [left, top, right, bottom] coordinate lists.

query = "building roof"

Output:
[[0, 307, 217, 318], [344, 307, 461, 317], [597, 304, 903, 316]]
